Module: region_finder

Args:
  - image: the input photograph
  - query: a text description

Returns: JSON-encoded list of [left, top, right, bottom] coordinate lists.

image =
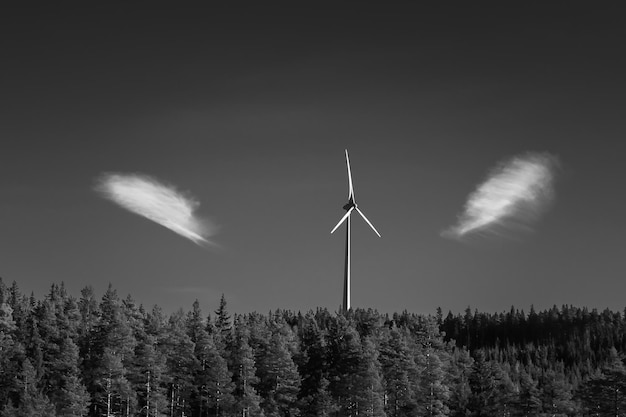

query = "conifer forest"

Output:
[[2, 278, 626, 416]]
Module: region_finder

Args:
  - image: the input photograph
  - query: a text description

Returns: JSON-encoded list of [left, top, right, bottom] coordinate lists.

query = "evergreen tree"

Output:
[[131, 339, 167, 417], [24, 312, 44, 381], [186, 299, 210, 416], [50, 336, 90, 416], [33, 297, 74, 410], [576, 347, 626, 416], [354, 336, 386, 417], [2, 359, 56, 417], [214, 294, 232, 354], [94, 348, 133, 417], [493, 362, 518, 417], [97, 285, 136, 358], [186, 300, 234, 417], [468, 350, 516, 417], [517, 368, 541, 416], [414, 345, 450, 417], [134, 305, 169, 417], [326, 317, 368, 417], [201, 335, 235, 417], [58, 373, 90, 417], [379, 325, 417, 417], [259, 330, 302, 416], [296, 317, 336, 417], [540, 368, 577, 416], [446, 346, 473, 417], [436, 307, 443, 327], [77, 286, 99, 344], [76, 286, 100, 416], [231, 316, 264, 416], [59, 295, 81, 345], [6, 282, 30, 347], [0, 299, 22, 412], [88, 285, 137, 417], [163, 310, 197, 417]]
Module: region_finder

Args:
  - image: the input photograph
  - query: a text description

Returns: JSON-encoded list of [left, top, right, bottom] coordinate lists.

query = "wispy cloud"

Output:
[[95, 173, 216, 246], [442, 152, 559, 240]]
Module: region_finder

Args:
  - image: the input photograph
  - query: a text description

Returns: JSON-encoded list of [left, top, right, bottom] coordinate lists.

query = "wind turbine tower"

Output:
[[331, 149, 381, 312]]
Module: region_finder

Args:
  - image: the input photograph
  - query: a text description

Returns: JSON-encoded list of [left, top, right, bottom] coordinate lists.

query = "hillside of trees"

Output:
[[1, 278, 626, 416]]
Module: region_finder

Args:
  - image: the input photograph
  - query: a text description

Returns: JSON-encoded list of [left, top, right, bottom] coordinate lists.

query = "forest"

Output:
[[1, 278, 626, 417]]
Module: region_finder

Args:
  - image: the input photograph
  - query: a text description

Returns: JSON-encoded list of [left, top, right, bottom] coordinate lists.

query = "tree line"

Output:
[[1, 277, 626, 416]]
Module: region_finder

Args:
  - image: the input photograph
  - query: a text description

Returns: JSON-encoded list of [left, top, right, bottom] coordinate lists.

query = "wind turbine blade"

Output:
[[355, 207, 381, 237], [330, 207, 354, 234], [345, 149, 354, 200]]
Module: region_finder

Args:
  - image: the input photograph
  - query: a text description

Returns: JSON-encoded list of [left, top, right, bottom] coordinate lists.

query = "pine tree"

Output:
[[163, 310, 198, 417], [3, 358, 57, 417], [97, 285, 136, 358], [187, 299, 210, 416], [326, 317, 366, 417], [214, 294, 232, 355], [0, 298, 22, 412], [576, 347, 626, 416], [33, 297, 71, 410], [77, 286, 99, 342], [133, 305, 169, 417], [88, 285, 137, 417], [447, 346, 473, 417], [295, 317, 336, 417], [436, 307, 443, 327], [354, 336, 386, 417], [6, 282, 30, 346], [414, 340, 450, 417], [58, 373, 90, 417], [23, 314, 44, 383], [95, 348, 133, 417], [517, 368, 541, 416], [379, 325, 418, 417], [201, 335, 235, 417], [540, 367, 577, 416], [468, 350, 516, 417], [77, 286, 100, 416], [186, 300, 234, 417], [59, 294, 81, 345], [231, 316, 264, 417], [131, 339, 167, 417], [51, 336, 90, 416], [259, 330, 302, 416]]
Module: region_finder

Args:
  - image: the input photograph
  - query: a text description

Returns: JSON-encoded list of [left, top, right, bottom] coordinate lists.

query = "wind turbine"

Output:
[[331, 149, 381, 312]]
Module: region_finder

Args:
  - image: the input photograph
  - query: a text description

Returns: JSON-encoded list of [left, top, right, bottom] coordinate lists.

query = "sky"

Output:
[[1, 3, 625, 317]]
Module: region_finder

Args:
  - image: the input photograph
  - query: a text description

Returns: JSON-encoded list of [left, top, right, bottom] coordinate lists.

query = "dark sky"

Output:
[[2, 3, 625, 316]]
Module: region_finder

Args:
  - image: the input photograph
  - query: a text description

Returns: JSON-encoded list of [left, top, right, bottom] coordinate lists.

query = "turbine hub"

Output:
[[343, 201, 356, 211]]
